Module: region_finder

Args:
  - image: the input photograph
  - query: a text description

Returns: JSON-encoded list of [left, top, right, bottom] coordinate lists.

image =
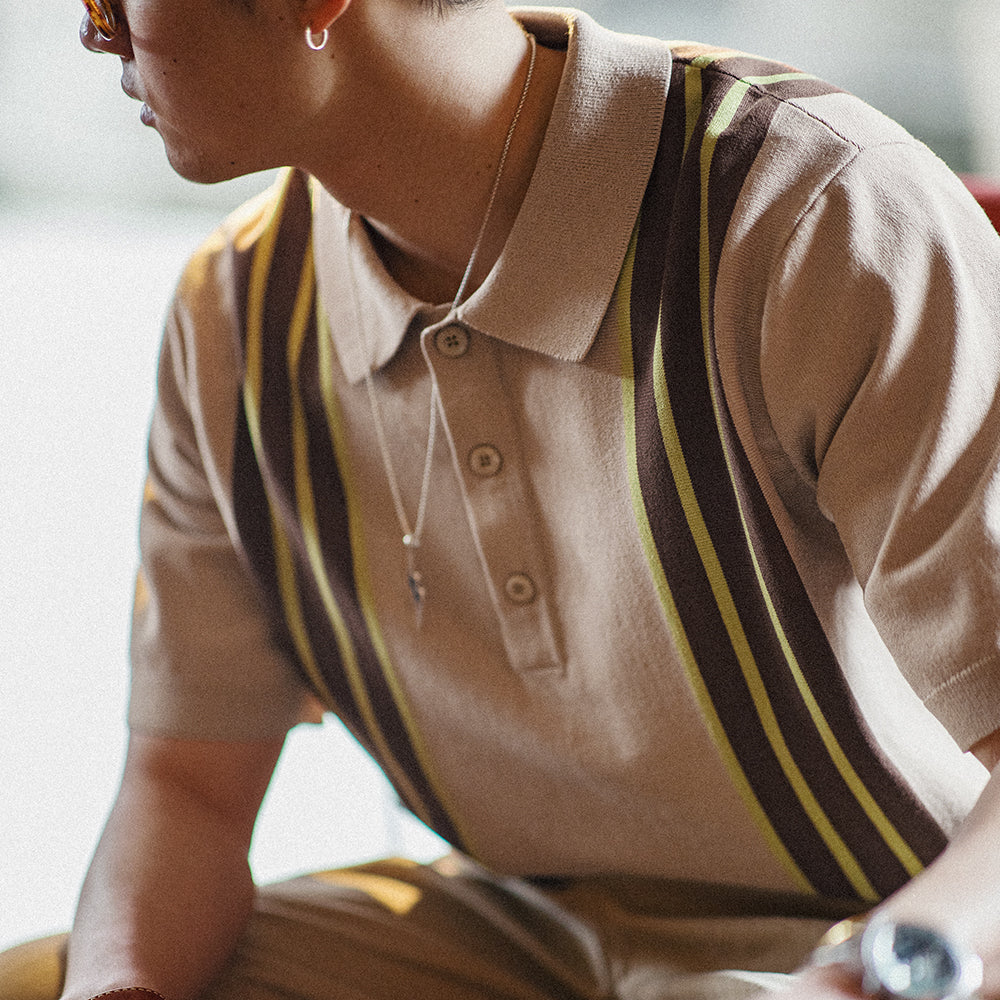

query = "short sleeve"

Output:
[[760, 140, 1000, 750], [128, 230, 310, 741]]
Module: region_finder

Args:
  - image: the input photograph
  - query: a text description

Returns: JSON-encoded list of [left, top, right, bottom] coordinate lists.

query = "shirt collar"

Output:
[[312, 201, 429, 383], [313, 8, 672, 384]]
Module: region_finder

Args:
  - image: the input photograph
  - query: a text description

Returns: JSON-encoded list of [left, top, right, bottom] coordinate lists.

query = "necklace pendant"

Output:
[[407, 569, 426, 627], [407, 569, 426, 607], [404, 535, 426, 624]]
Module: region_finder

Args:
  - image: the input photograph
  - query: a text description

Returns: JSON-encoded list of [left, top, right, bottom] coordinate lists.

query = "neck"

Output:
[[296, 5, 565, 302]]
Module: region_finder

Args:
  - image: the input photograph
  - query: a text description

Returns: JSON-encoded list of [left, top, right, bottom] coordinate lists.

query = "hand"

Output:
[[769, 966, 864, 1000]]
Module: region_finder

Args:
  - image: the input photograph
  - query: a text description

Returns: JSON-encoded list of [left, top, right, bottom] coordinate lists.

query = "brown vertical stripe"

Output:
[[629, 51, 947, 900], [229, 171, 465, 848], [697, 58, 949, 885]]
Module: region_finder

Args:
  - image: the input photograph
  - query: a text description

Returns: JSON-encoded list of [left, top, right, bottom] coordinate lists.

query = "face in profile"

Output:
[[79, 0, 319, 184]]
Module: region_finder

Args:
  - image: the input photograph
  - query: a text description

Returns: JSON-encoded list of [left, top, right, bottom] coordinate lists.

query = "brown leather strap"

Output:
[[89, 989, 167, 1000]]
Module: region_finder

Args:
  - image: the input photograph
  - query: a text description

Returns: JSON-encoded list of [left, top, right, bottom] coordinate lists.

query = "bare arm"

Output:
[[59, 731, 285, 1000]]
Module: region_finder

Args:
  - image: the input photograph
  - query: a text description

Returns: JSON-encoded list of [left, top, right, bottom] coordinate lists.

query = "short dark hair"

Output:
[[230, 0, 489, 15], [418, 0, 490, 12], [232, 0, 489, 17]]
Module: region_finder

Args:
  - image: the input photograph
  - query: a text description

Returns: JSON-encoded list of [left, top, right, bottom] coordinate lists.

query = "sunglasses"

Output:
[[81, 0, 120, 40]]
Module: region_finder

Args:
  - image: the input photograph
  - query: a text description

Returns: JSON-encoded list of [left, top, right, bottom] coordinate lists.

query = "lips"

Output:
[[120, 79, 155, 126], [120, 78, 141, 102]]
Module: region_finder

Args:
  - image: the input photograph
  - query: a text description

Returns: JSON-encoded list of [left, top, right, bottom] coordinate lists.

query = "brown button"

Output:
[[434, 324, 470, 358], [504, 573, 537, 605], [468, 444, 503, 477]]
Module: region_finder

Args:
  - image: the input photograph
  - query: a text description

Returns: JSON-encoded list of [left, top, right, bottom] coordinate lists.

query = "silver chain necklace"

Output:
[[349, 32, 537, 624]]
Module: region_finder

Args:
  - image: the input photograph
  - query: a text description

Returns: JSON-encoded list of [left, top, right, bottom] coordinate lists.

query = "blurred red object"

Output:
[[961, 174, 1000, 233]]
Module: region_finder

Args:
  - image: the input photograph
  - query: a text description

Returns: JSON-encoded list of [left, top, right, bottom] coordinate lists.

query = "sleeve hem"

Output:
[[128, 677, 309, 742], [923, 651, 1000, 752]]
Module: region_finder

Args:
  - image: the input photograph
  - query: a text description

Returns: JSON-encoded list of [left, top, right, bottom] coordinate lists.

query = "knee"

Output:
[[0, 933, 68, 1000]]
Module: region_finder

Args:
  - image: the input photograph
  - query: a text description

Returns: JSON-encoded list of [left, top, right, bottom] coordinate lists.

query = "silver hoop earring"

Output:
[[305, 25, 329, 51]]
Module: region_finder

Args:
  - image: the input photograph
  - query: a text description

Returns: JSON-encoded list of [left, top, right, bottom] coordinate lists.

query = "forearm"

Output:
[[61, 780, 256, 1000], [60, 734, 283, 1000], [784, 749, 1000, 999], [871, 758, 1000, 996]]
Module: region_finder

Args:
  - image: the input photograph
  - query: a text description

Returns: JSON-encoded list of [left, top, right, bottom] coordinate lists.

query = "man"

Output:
[[65, 0, 1000, 998]]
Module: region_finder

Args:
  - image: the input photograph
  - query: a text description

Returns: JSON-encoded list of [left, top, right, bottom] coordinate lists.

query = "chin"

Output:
[[162, 142, 260, 186], [167, 158, 252, 186]]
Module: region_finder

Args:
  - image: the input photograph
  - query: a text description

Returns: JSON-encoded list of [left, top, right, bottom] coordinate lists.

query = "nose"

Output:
[[79, 13, 106, 52], [79, 12, 132, 57]]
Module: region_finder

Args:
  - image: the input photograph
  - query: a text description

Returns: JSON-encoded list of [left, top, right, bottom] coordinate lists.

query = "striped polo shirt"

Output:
[[130, 8, 1000, 903]]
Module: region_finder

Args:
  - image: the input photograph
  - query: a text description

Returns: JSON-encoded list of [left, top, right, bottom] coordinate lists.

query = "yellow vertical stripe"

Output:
[[242, 171, 469, 848], [283, 270, 445, 835], [314, 303, 474, 851], [693, 68, 923, 881], [650, 324, 878, 901], [284, 237, 369, 723], [243, 172, 337, 711], [683, 64, 702, 157], [678, 73, 880, 901], [615, 222, 813, 893]]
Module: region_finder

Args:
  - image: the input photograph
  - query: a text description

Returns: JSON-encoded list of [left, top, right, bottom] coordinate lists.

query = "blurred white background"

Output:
[[2, 0, 998, 955]]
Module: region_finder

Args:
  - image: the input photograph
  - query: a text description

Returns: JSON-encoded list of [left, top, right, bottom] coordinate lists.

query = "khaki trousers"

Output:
[[202, 855, 856, 1000]]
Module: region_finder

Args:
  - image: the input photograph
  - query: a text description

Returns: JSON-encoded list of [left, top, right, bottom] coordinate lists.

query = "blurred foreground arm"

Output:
[[785, 730, 1000, 999], [59, 732, 284, 1000]]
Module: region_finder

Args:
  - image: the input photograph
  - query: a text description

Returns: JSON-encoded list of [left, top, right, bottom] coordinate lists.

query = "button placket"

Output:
[[420, 320, 561, 674]]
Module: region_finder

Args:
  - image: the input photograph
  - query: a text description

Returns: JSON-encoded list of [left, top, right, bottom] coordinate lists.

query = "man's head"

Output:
[[80, 0, 511, 185]]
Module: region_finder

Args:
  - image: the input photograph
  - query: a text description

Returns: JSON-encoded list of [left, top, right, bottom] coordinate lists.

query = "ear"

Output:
[[299, 0, 353, 32]]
